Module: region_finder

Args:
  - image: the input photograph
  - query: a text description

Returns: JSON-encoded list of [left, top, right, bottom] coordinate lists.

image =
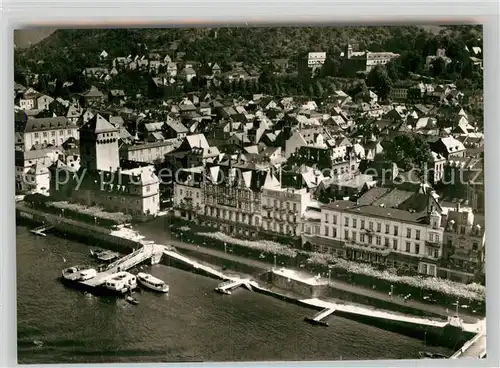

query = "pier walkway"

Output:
[[312, 308, 336, 322], [217, 279, 253, 292], [450, 320, 486, 359], [301, 298, 449, 329]]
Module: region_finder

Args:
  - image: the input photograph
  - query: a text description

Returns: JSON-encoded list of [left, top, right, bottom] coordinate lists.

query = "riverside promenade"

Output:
[[136, 222, 480, 324]]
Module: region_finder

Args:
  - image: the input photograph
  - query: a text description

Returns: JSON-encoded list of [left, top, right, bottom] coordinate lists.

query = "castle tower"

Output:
[[345, 44, 353, 59], [79, 113, 120, 172]]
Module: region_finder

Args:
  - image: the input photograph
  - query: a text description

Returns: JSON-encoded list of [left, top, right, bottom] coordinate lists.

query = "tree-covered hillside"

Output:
[[15, 25, 482, 82]]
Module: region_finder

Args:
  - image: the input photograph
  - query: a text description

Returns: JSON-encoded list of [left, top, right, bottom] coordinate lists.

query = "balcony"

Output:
[[425, 240, 441, 249]]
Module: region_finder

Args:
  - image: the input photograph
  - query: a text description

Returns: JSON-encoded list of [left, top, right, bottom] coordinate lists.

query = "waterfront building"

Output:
[[261, 187, 313, 237], [173, 167, 205, 220], [49, 114, 160, 217], [200, 160, 279, 238], [303, 185, 445, 276], [15, 147, 63, 193], [439, 204, 485, 283]]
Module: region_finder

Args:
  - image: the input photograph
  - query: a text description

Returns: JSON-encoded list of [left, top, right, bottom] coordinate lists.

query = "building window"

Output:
[[67, 130, 71, 134], [369, 222, 373, 231], [376, 236, 381, 246], [333, 215, 337, 225], [146, 186, 150, 192], [360, 234, 365, 242], [434, 249, 439, 258], [325, 214, 329, 223], [429, 233, 434, 242], [406, 228, 411, 238], [60, 130, 64, 135], [360, 220, 365, 229], [385, 238, 389, 246], [393, 239, 398, 250], [416, 230, 420, 240], [324, 226, 329, 237], [51, 131, 56, 136], [344, 230, 349, 239], [473, 242, 479, 251], [377, 223, 381, 232], [293, 203, 297, 212], [406, 242, 411, 252], [352, 219, 357, 228], [43, 132, 48, 137], [415, 244, 420, 254], [385, 224, 390, 234], [344, 217, 349, 227], [333, 228, 337, 238], [34, 132, 39, 138], [394, 226, 398, 236], [351, 232, 356, 241]]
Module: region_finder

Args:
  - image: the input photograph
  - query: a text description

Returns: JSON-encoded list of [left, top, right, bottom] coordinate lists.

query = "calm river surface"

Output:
[[16, 225, 453, 364]]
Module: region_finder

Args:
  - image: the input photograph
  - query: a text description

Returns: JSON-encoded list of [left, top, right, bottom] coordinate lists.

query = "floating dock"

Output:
[[304, 308, 336, 327], [215, 279, 252, 294], [62, 243, 164, 295], [29, 225, 54, 237]]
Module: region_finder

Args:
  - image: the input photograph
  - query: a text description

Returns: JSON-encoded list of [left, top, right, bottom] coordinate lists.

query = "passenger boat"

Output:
[[90, 249, 119, 262], [105, 272, 137, 294], [61, 266, 97, 282], [125, 295, 139, 305], [418, 351, 448, 359], [137, 272, 169, 293]]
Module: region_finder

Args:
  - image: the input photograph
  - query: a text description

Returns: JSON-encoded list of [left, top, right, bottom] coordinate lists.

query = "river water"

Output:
[[16, 226, 454, 364]]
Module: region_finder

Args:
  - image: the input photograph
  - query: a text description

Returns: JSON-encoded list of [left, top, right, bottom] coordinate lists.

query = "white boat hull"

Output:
[[137, 273, 169, 293]]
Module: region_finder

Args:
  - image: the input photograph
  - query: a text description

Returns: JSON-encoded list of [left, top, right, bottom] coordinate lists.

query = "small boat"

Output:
[[215, 287, 231, 295], [91, 249, 119, 262], [419, 351, 448, 359], [137, 272, 169, 293], [105, 272, 137, 294], [125, 295, 139, 305]]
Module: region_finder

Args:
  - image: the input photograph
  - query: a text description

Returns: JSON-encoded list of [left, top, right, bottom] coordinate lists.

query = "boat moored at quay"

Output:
[[137, 272, 169, 293]]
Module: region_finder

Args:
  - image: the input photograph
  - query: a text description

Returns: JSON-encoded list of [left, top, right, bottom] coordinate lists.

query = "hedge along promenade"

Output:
[[171, 227, 485, 308]]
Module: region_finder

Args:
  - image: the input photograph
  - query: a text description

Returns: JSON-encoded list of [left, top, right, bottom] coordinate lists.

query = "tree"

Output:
[[366, 65, 392, 100], [383, 134, 433, 175], [431, 58, 447, 77]]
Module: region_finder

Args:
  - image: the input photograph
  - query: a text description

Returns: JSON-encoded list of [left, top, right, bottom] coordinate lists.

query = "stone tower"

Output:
[[79, 114, 120, 172]]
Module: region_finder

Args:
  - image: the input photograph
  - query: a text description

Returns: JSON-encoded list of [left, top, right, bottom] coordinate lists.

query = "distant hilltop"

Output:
[[14, 28, 57, 49]]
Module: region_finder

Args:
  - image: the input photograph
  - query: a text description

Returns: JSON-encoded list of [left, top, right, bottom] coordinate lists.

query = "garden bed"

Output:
[[28, 200, 132, 227]]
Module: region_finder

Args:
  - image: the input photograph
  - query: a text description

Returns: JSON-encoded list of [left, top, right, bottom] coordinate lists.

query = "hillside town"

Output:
[[15, 34, 485, 290]]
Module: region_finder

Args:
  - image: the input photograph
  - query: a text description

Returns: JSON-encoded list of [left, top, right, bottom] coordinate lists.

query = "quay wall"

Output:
[[17, 205, 140, 254]]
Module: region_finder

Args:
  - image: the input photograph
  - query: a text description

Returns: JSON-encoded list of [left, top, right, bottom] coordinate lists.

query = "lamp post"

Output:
[[224, 242, 227, 255], [390, 284, 394, 301]]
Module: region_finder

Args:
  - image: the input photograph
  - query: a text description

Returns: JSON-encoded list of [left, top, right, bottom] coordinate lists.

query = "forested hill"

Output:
[[15, 25, 482, 81]]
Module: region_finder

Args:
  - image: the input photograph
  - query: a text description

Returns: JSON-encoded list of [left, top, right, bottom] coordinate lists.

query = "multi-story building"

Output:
[[439, 204, 485, 283], [16, 87, 54, 111], [173, 167, 205, 220], [49, 114, 160, 217], [341, 44, 400, 75], [15, 147, 62, 193], [15, 114, 80, 151], [303, 186, 445, 276], [260, 187, 312, 237], [299, 52, 327, 76], [119, 139, 179, 163], [200, 161, 282, 238]]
